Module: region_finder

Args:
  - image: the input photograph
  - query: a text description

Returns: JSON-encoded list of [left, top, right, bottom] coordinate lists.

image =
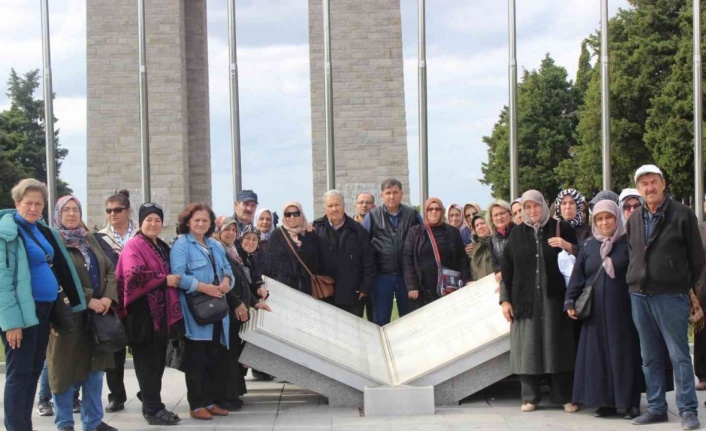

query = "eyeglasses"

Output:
[[62, 207, 80, 215], [427, 207, 442, 212], [623, 203, 641, 211], [105, 207, 125, 215], [492, 212, 509, 219], [284, 211, 301, 218]]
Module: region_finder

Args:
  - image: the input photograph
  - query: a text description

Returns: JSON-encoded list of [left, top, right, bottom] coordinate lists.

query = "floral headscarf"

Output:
[[214, 215, 242, 265], [554, 188, 585, 227], [53, 195, 90, 267]]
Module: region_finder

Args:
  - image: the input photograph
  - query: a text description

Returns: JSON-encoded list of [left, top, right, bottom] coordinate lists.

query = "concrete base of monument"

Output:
[[363, 385, 434, 416], [240, 343, 364, 408], [433, 351, 512, 405]]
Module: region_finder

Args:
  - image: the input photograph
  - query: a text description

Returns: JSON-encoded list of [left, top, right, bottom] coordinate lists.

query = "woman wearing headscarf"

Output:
[[254, 208, 274, 243], [0, 179, 86, 431], [564, 200, 642, 419], [403, 198, 470, 309], [445, 204, 463, 230], [49, 195, 118, 431], [261, 202, 318, 294], [460, 202, 482, 247], [469, 215, 494, 281], [618, 188, 642, 226], [486, 199, 515, 283], [511, 198, 523, 226], [115, 203, 183, 425], [554, 189, 591, 243], [212, 216, 271, 409], [500, 190, 578, 413]]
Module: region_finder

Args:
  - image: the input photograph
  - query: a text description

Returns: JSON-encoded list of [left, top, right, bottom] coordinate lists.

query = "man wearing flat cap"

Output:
[[233, 190, 258, 238], [626, 164, 704, 429]]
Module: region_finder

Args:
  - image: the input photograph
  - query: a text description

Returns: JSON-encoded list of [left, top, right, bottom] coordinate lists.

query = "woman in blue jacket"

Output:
[[0, 178, 86, 431], [170, 203, 234, 421]]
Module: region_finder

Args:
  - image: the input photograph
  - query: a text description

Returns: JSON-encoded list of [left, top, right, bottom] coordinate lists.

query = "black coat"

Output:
[[626, 196, 705, 295], [565, 236, 642, 409], [402, 224, 471, 297], [261, 227, 318, 294], [313, 215, 375, 306]]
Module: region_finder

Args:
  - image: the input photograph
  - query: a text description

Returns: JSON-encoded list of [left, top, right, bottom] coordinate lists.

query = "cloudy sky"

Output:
[[0, 0, 630, 218]]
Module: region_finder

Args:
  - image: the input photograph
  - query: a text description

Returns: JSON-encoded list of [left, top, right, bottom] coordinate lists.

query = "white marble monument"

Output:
[[239, 275, 511, 409]]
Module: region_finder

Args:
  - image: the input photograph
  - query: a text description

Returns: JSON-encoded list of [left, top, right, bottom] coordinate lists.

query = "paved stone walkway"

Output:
[[0, 368, 700, 431]]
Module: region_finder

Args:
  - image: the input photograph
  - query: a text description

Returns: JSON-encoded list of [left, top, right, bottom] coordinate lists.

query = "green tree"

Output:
[[644, 0, 706, 201], [481, 55, 579, 202], [0, 69, 71, 209], [556, 0, 685, 195]]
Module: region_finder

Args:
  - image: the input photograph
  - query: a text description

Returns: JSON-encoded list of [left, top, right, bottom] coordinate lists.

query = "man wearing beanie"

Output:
[[626, 164, 704, 429]]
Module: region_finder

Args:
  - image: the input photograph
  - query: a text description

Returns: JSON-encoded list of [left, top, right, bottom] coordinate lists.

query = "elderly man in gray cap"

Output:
[[626, 164, 704, 429], [232, 190, 258, 238]]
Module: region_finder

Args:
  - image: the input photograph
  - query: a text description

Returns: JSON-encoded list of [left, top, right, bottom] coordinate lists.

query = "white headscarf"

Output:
[[520, 190, 550, 231], [254, 208, 274, 241]]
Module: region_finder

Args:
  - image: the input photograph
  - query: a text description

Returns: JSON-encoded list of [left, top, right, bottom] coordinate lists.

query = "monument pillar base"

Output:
[[364, 385, 434, 417]]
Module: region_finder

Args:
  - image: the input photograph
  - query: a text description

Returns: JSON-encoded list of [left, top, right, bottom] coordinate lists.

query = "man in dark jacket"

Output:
[[313, 190, 375, 317], [626, 164, 704, 429], [362, 179, 422, 325]]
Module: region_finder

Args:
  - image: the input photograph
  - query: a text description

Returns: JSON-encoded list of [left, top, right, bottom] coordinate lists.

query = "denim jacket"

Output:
[[170, 233, 234, 347]]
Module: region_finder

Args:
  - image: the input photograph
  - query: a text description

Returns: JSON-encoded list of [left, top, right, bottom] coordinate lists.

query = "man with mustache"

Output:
[[232, 190, 258, 239]]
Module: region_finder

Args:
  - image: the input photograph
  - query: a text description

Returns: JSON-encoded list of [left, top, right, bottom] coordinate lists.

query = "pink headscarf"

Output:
[[591, 200, 625, 279], [281, 201, 309, 246]]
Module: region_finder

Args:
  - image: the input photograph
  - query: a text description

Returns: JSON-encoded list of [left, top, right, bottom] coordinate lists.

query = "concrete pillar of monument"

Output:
[[308, 0, 411, 218], [86, 0, 211, 229]]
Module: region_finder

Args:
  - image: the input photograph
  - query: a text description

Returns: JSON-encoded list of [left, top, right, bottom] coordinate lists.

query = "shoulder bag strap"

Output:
[[281, 227, 315, 278], [425, 225, 444, 291], [17, 223, 53, 266]]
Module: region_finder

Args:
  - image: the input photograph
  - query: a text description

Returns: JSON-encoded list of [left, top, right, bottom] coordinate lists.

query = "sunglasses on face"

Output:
[[284, 211, 301, 218], [105, 207, 126, 215], [623, 203, 641, 211], [427, 207, 442, 212]]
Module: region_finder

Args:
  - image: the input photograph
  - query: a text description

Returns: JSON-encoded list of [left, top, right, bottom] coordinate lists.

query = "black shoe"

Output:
[[90, 422, 118, 431], [224, 400, 243, 411], [632, 410, 668, 425], [594, 407, 616, 417], [624, 406, 640, 419], [104, 400, 125, 413], [72, 398, 82, 414], [143, 408, 181, 426], [37, 399, 54, 416]]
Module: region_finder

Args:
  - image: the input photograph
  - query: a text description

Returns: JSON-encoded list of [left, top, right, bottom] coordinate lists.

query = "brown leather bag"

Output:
[[281, 227, 335, 299]]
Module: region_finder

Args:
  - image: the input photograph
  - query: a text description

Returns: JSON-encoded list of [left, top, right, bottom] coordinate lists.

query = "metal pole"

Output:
[[508, 0, 519, 200], [418, 0, 429, 204], [227, 0, 242, 197], [601, 0, 611, 190], [694, 0, 703, 222], [40, 0, 56, 221], [323, 0, 335, 190], [138, 0, 151, 202]]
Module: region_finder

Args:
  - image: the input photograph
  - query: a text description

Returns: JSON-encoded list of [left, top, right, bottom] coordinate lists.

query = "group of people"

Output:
[[1, 163, 705, 430]]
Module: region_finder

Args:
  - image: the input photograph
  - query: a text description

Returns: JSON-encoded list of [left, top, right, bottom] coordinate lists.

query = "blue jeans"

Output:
[[55, 370, 104, 430], [630, 293, 698, 416], [2, 301, 52, 431], [39, 360, 81, 402], [371, 274, 409, 325]]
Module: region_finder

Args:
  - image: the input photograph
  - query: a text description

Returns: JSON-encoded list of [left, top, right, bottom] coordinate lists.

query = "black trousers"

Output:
[[222, 321, 246, 404], [106, 348, 127, 403], [520, 373, 573, 405], [2, 301, 52, 431], [183, 326, 228, 410], [131, 341, 167, 414]]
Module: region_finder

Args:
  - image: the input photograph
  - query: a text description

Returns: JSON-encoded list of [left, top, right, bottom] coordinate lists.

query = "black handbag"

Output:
[[87, 308, 129, 353], [16, 224, 75, 333], [184, 247, 228, 325], [52, 287, 75, 333], [574, 263, 605, 320]]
